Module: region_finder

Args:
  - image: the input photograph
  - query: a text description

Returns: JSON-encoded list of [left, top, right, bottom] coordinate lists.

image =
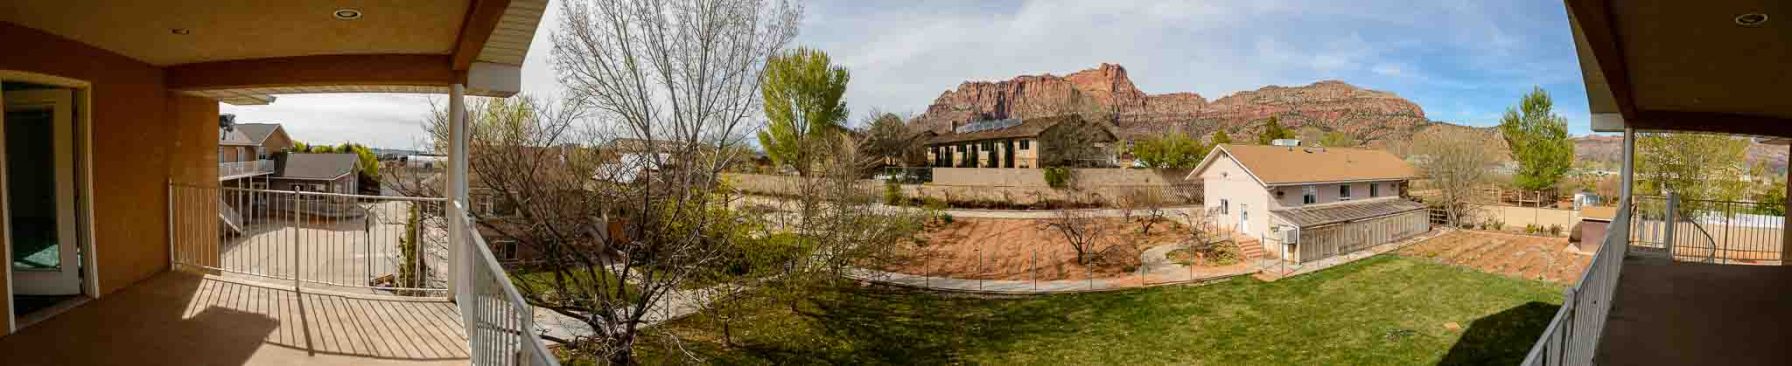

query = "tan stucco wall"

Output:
[[1478, 205, 1579, 233], [1268, 181, 1404, 209], [931, 167, 1178, 188], [0, 22, 214, 327], [1200, 154, 1272, 242], [927, 138, 1040, 168]]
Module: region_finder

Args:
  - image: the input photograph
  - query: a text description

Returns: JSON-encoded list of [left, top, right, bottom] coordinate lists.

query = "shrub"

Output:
[[1524, 224, 1539, 234], [1206, 242, 1242, 265], [921, 197, 947, 211], [939, 213, 955, 224], [1548, 224, 1563, 236], [1043, 167, 1073, 189], [883, 182, 904, 206]]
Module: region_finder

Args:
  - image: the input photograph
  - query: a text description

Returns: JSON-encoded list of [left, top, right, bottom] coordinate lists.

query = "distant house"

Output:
[[217, 120, 292, 182], [1187, 142, 1428, 262], [272, 153, 360, 194], [924, 115, 1117, 169]]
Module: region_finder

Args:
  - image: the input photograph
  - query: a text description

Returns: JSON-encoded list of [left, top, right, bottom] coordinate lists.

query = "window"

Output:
[[1219, 199, 1230, 214], [1370, 183, 1380, 198], [494, 240, 518, 260], [1019, 139, 1030, 150], [1339, 185, 1352, 200], [1302, 186, 1317, 205]]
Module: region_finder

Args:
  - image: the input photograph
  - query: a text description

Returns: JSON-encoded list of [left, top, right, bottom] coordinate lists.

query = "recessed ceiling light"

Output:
[[333, 8, 363, 20], [1735, 12, 1768, 27], [171, 28, 191, 35]]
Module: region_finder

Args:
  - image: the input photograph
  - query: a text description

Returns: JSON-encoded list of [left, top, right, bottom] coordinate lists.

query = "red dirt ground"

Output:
[[1397, 230, 1592, 284], [877, 217, 1186, 281]]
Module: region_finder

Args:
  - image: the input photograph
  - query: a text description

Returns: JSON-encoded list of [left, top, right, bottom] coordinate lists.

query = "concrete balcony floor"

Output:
[[1596, 256, 1792, 366], [0, 271, 469, 365]]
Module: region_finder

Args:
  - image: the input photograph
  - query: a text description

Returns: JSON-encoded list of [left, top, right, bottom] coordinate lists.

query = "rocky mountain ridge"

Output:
[[910, 63, 1441, 145]]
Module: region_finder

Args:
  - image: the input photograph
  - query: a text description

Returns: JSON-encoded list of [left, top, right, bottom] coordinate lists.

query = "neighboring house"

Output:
[[0, 2, 558, 362], [216, 118, 283, 182], [272, 153, 360, 194], [924, 115, 1118, 169], [1188, 142, 1427, 262]]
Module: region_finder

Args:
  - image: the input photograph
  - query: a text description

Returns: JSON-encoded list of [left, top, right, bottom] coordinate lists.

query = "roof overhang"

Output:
[[1568, 0, 1792, 137], [0, 0, 546, 105]]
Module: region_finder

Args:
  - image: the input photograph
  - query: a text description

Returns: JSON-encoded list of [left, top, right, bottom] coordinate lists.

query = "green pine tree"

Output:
[[1498, 87, 1573, 191]]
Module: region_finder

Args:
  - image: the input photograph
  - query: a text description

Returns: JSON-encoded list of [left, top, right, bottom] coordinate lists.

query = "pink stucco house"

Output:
[[1187, 142, 1429, 262]]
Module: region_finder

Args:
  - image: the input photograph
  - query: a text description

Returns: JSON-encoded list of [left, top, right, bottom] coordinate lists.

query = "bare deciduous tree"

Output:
[[459, 0, 801, 363], [1413, 128, 1499, 228], [1047, 208, 1107, 265], [1118, 189, 1169, 235]]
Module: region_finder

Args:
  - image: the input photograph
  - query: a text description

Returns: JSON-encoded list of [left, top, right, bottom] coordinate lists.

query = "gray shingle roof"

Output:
[[220, 128, 255, 146], [278, 153, 358, 180], [234, 123, 283, 145], [926, 115, 1094, 145], [1271, 198, 1425, 228]]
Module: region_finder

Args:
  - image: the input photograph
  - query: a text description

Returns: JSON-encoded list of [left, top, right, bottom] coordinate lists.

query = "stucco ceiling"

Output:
[[1576, 0, 1792, 120], [0, 0, 471, 66], [1617, 1, 1791, 119]]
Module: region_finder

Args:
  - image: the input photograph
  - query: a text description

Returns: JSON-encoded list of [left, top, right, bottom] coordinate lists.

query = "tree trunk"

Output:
[[606, 333, 636, 365]]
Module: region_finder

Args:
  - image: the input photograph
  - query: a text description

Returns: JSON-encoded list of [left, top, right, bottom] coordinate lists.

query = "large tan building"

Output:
[[1188, 143, 1427, 262], [924, 115, 1117, 169]]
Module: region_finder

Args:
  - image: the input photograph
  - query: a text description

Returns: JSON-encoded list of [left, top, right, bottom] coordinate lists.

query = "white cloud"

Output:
[[227, 0, 1594, 143]]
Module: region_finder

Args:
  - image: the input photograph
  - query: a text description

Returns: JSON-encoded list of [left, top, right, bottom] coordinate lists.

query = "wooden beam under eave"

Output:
[[451, 0, 514, 71], [1629, 110, 1792, 138], [164, 54, 459, 91], [1565, 0, 1639, 120]]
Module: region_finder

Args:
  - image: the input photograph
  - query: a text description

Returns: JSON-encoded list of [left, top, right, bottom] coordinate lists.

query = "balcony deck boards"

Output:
[[1596, 256, 1792, 366], [0, 271, 468, 365]]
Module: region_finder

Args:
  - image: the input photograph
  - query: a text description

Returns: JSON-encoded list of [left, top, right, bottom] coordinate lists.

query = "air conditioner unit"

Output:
[[1275, 225, 1299, 243]]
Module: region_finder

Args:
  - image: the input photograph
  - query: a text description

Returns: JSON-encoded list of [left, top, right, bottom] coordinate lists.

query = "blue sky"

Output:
[[223, 0, 1594, 149]]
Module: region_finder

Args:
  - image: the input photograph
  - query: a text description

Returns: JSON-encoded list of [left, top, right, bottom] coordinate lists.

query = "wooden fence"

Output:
[[1295, 209, 1431, 263]]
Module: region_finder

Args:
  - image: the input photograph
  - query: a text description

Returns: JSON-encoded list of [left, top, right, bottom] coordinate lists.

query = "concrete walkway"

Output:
[[845, 243, 1258, 294], [532, 285, 728, 340], [734, 194, 1211, 219]]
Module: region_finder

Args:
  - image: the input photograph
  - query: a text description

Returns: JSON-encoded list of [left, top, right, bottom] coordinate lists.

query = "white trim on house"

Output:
[[1187, 146, 1271, 187]]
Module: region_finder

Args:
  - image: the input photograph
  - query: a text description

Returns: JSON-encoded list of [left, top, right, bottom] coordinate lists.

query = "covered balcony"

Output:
[[220, 159, 277, 180], [1523, 1, 1792, 365], [0, 1, 557, 365]]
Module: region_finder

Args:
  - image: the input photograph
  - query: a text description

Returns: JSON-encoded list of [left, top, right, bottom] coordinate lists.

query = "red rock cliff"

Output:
[[911, 64, 1434, 144]]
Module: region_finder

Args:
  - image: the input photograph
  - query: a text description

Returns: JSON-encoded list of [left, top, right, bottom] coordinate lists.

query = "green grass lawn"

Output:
[[633, 255, 1563, 365]]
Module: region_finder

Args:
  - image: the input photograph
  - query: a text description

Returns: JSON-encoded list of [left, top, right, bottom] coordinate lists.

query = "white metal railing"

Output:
[[219, 159, 275, 179], [170, 183, 450, 294], [1520, 197, 1631, 366], [454, 201, 558, 366]]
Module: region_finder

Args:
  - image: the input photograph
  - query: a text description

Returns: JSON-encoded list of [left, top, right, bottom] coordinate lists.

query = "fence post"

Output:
[[292, 190, 302, 293], [1665, 192, 1678, 258], [166, 179, 176, 270]]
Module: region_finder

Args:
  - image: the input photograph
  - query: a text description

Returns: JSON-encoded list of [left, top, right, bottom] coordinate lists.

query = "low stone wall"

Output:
[[931, 167, 1186, 188], [722, 172, 1199, 208], [1476, 205, 1579, 233]]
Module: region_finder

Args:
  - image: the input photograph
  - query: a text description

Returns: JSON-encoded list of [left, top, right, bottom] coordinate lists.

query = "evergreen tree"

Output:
[[1211, 130, 1232, 145], [1255, 116, 1294, 144], [1498, 87, 1573, 191]]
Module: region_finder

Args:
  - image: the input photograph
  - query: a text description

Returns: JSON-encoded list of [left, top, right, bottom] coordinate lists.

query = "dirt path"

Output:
[[877, 218, 1192, 281], [1397, 230, 1591, 284]]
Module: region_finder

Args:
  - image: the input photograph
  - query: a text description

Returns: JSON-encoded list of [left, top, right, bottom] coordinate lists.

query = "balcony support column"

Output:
[[1784, 144, 1791, 265], [447, 83, 468, 300], [1619, 127, 1635, 204]]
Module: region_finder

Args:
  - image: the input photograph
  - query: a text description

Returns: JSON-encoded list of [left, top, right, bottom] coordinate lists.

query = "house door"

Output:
[[4, 88, 82, 296], [1238, 204, 1250, 233]]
